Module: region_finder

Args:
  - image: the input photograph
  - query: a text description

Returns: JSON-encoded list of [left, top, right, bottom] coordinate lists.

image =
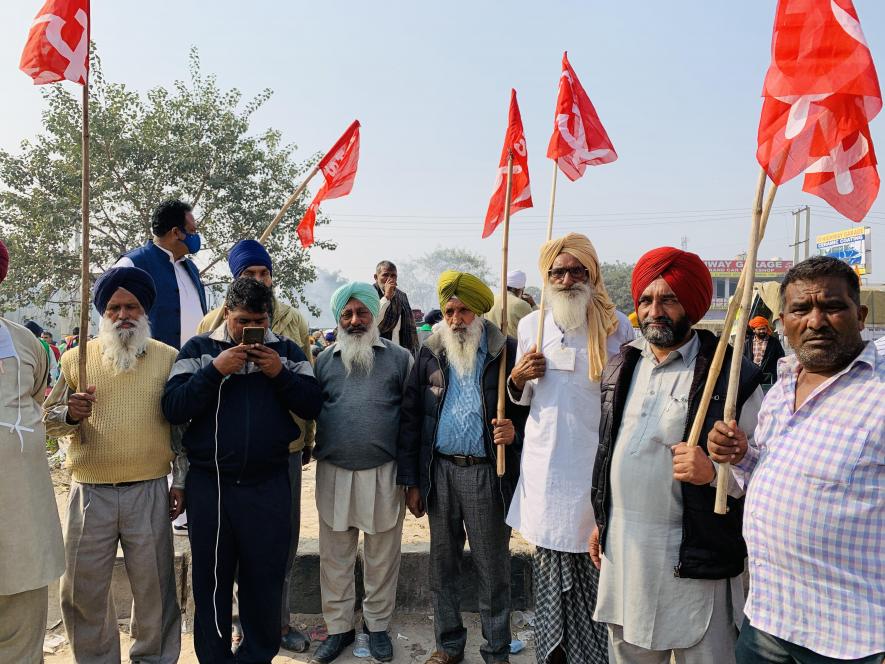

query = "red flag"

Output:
[[547, 52, 617, 181], [20, 0, 90, 85], [297, 120, 361, 247], [483, 90, 533, 238], [756, 0, 881, 219]]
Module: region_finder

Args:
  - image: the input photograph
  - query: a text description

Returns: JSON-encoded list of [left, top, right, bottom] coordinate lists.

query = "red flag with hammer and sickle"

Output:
[[547, 52, 617, 181], [20, 0, 89, 85], [483, 89, 533, 238], [297, 120, 361, 247], [757, 0, 881, 221]]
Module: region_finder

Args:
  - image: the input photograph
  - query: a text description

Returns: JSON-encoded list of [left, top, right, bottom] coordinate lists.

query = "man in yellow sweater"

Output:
[[196, 238, 315, 652], [44, 266, 183, 664]]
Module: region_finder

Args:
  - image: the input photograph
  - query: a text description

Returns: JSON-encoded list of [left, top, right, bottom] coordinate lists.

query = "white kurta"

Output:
[[593, 334, 762, 650], [0, 319, 65, 596], [507, 308, 634, 552]]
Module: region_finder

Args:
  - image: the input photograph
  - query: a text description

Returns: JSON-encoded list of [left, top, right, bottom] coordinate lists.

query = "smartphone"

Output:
[[241, 327, 264, 346]]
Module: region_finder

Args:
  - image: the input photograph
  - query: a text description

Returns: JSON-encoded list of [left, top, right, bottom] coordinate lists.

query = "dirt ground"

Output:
[[44, 612, 536, 663], [45, 460, 534, 662]]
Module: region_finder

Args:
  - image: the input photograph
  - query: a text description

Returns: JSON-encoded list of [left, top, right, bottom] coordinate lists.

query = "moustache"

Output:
[[800, 330, 836, 343], [346, 324, 368, 334], [642, 316, 674, 327]]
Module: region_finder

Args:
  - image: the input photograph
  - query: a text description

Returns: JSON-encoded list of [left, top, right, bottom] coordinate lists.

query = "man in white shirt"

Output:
[[507, 233, 633, 664], [115, 199, 207, 349]]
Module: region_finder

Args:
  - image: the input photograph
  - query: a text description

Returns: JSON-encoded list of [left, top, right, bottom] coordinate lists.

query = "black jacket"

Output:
[[396, 319, 529, 509], [162, 328, 323, 484], [591, 329, 761, 579], [743, 333, 785, 384]]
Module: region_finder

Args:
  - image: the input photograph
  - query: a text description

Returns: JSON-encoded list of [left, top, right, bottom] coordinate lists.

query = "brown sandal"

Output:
[[424, 651, 464, 664]]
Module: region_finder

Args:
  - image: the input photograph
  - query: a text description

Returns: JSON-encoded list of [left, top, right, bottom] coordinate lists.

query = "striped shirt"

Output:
[[733, 341, 884, 659]]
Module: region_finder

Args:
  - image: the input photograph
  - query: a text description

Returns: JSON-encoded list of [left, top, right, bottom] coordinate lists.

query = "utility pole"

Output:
[[792, 206, 810, 264], [804, 206, 811, 259]]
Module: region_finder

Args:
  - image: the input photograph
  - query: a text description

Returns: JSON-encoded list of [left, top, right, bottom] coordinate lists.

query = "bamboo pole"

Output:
[[686, 170, 777, 457], [535, 161, 559, 350], [78, 78, 90, 439], [496, 151, 515, 478], [713, 178, 768, 514], [199, 163, 322, 277]]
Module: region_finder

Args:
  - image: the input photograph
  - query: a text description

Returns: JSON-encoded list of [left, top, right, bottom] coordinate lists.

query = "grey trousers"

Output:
[[61, 478, 180, 664], [427, 458, 511, 664], [280, 454, 303, 629], [0, 585, 48, 664]]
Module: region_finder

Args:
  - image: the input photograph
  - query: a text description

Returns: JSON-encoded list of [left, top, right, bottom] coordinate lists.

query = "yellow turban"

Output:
[[538, 232, 618, 382], [437, 271, 495, 315]]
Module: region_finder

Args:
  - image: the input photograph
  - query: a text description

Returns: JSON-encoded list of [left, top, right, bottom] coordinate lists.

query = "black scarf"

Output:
[[374, 283, 418, 352]]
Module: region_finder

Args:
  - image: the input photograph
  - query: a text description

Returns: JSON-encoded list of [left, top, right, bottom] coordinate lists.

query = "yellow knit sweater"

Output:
[[59, 339, 177, 484]]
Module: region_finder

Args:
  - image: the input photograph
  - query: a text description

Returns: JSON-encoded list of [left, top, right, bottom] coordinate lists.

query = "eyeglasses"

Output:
[[547, 267, 589, 281]]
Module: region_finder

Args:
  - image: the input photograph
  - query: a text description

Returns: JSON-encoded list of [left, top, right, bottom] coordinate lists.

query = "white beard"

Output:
[[97, 315, 151, 375], [336, 323, 380, 376], [437, 317, 484, 379], [549, 282, 592, 332]]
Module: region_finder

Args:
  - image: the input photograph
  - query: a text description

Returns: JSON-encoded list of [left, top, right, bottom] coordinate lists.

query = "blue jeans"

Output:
[[736, 619, 884, 664]]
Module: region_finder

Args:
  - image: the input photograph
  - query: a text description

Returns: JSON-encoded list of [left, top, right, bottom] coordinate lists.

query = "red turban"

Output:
[[0, 241, 7, 284], [631, 247, 712, 324]]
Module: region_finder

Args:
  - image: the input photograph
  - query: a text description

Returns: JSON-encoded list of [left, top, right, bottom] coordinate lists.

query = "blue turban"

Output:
[[93, 267, 157, 315], [228, 239, 272, 278], [330, 282, 381, 321]]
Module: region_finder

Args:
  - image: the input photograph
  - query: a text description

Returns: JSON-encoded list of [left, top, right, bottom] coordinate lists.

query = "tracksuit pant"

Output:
[[187, 469, 290, 664]]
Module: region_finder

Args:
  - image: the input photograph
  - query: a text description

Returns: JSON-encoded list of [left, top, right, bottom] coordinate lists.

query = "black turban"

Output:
[[93, 267, 157, 315]]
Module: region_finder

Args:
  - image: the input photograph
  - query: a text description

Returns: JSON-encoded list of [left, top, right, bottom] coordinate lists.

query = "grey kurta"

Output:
[[0, 318, 65, 596], [594, 333, 763, 651]]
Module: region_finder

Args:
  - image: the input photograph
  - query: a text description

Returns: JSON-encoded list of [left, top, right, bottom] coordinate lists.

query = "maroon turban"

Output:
[[631, 247, 712, 324], [0, 241, 8, 284]]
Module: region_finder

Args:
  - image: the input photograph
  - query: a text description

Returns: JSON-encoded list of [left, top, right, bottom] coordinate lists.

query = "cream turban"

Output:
[[539, 232, 618, 381]]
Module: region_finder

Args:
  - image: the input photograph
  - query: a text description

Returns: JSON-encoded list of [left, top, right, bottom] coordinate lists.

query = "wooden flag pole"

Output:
[[535, 161, 559, 350], [78, 76, 90, 407], [199, 163, 322, 278], [686, 169, 777, 454], [259, 162, 321, 243], [713, 171, 770, 514], [496, 150, 515, 478]]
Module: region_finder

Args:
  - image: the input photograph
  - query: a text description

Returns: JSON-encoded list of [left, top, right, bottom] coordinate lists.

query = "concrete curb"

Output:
[[52, 537, 537, 632]]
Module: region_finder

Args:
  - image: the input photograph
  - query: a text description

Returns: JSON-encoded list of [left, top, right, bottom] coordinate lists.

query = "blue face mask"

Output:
[[181, 232, 201, 254]]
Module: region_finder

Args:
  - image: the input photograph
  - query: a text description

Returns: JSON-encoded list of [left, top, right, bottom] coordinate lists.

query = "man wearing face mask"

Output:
[[116, 199, 208, 349]]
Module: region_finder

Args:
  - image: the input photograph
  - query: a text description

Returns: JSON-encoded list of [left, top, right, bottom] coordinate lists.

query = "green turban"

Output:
[[330, 282, 381, 321], [437, 270, 494, 314]]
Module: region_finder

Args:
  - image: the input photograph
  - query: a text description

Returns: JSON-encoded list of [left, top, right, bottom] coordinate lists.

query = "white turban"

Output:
[[507, 270, 527, 289]]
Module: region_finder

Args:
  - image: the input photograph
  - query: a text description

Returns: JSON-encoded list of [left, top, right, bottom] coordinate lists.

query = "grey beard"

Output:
[[336, 324, 379, 376], [549, 282, 592, 331], [640, 315, 692, 349], [438, 317, 484, 379], [97, 315, 151, 374]]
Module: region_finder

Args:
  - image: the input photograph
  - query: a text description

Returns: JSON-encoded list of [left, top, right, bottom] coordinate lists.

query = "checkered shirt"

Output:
[[752, 335, 767, 365], [733, 341, 884, 659]]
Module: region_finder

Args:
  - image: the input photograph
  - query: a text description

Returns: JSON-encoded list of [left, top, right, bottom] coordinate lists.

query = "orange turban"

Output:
[[749, 316, 771, 331], [631, 247, 712, 324]]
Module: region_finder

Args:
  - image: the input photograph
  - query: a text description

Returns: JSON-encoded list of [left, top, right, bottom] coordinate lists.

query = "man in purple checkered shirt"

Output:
[[709, 256, 884, 664]]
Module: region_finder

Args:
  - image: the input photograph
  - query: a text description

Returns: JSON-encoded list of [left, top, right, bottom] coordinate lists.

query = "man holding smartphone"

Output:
[[163, 277, 323, 663]]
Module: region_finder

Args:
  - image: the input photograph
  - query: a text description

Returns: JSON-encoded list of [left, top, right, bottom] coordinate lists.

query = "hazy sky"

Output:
[[3, 1, 885, 300]]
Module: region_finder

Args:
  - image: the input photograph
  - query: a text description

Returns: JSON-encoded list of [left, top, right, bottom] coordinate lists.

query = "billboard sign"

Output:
[[815, 227, 872, 275], [703, 259, 792, 279]]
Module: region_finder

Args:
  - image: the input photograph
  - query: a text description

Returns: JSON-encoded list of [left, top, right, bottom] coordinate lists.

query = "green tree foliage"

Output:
[[0, 48, 332, 317], [601, 261, 635, 315], [397, 247, 498, 311]]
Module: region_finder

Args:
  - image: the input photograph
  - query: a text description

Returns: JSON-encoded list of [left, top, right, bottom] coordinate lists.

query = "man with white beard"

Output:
[[507, 233, 634, 664], [310, 283, 413, 664], [44, 266, 183, 663], [399, 271, 528, 664]]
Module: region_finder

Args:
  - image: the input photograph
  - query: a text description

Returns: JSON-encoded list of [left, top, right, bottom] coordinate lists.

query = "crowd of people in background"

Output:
[[0, 198, 882, 664]]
